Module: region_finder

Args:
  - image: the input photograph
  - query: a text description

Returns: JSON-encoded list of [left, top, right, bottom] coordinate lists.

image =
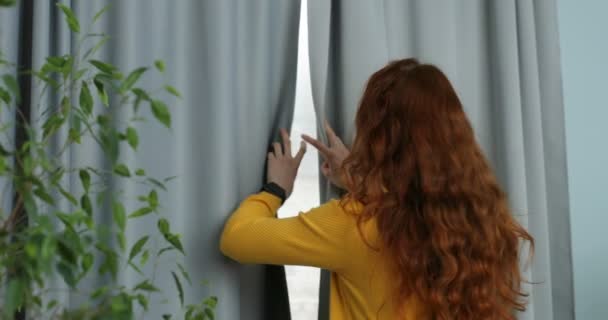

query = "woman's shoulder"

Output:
[[324, 196, 365, 216]]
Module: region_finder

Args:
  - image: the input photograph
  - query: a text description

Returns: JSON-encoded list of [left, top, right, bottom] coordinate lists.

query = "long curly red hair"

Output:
[[340, 58, 534, 319]]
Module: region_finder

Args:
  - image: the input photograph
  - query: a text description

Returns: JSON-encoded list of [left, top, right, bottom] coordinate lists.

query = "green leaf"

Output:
[[81, 252, 94, 274], [44, 56, 68, 72], [83, 36, 109, 60], [55, 212, 76, 233], [117, 232, 126, 251], [42, 113, 65, 139], [204, 296, 218, 308], [69, 127, 81, 143], [57, 3, 80, 33], [133, 280, 159, 292], [42, 55, 73, 77], [79, 81, 93, 115], [90, 60, 117, 74], [57, 261, 77, 287], [112, 202, 126, 231], [120, 67, 147, 93], [109, 293, 132, 316], [5, 278, 24, 316], [136, 294, 148, 310], [185, 307, 195, 320], [97, 114, 111, 127], [157, 218, 169, 235], [79, 169, 91, 192], [128, 235, 149, 261], [60, 95, 71, 117], [0, 87, 10, 104], [81, 194, 93, 216], [150, 100, 171, 128], [128, 261, 143, 275], [177, 262, 192, 285], [204, 308, 215, 320], [22, 156, 34, 175], [126, 126, 138, 150], [131, 87, 150, 113], [172, 271, 184, 306], [154, 60, 165, 73], [164, 85, 182, 98], [135, 168, 146, 176], [113, 164, 131, 177], [2, 74, 20, 103], [166, 234, 184, 255], [74, 68, 88, 80], [93, 4, 110, 23], [98, 250, 119, 278], [128, 207, 153, 219], [0, 143, 12, 157], [56, 184, 78, 206], [47, 299, 58, 310], [140, 249, 149, 265], [131, 88, 150, 100], [34, 188, 55, 205], [0, 0, 17, 7], [58, 233, 80, 265], [93, 77, 109, 106], [147, 177, 167, 191], [162, 315, 171, 320], [100, 128, 120, 164], [50, 167, 65, 184], [34, 71, 58, 88], [84, 215, 94, 229], [163, 176, 177, 183], [91, 286, 108, 299], [148, 189, 158, 208]]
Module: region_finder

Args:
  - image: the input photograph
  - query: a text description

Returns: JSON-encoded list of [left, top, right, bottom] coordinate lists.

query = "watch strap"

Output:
[[261, 182, 287, 204]]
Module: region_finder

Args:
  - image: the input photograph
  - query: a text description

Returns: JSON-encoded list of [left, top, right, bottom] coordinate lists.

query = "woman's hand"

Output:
[[302, 121, 350, 189], [267, 128, 307, 198]]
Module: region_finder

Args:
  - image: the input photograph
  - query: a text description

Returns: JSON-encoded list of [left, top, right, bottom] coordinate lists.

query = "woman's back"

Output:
[[333, 200, 430, 319]]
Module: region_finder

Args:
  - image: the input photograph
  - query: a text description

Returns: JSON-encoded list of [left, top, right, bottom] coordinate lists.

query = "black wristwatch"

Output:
[[261, 182, 287, 204]]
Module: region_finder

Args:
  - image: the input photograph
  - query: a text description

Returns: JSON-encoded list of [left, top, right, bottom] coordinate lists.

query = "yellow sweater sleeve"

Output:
[[220, 191, 352, 271]]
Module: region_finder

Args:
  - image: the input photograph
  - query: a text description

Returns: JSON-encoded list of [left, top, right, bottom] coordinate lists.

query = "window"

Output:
[[277, 0, 321, 318]]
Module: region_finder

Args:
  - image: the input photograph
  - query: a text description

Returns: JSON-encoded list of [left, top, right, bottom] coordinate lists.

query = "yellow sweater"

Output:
[[220, 192, 427, 319]]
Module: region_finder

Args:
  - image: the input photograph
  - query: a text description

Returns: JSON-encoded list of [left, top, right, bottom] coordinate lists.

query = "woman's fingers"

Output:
[[273, 142, 283, 157], [280, 128, 291, 156], [301, 134, 331, 157], [294, 141, 306, 165], [324, 120, 339, 146]]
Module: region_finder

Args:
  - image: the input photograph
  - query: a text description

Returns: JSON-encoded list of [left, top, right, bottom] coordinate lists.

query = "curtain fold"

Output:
[[2, 1, 300, 318], [307, 1, 573, 319]]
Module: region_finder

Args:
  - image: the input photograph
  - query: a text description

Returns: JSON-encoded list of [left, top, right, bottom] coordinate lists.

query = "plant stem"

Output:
[[2, 193, 22, 231]]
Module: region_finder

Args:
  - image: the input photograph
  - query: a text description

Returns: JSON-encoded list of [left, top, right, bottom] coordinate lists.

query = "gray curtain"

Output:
[[1, 0, 300, 319], [0, 2, 21, 221], [307, 0, 574, 319]]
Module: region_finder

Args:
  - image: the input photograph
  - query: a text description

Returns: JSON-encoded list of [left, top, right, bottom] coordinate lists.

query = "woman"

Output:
[[220, 58, 533, 319]]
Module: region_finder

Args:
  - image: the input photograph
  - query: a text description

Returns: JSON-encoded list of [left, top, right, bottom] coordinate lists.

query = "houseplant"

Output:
[[0, 3, 216, 319]]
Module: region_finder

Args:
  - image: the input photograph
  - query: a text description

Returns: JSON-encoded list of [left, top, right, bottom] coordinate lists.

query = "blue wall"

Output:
[[557, 0, 608, 318]]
